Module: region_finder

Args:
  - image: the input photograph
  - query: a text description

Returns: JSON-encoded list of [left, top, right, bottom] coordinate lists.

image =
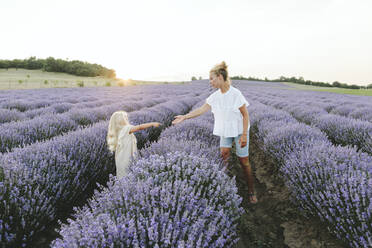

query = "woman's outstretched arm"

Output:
[[129, 122, 161, 134], [172, 103, 211, 125]]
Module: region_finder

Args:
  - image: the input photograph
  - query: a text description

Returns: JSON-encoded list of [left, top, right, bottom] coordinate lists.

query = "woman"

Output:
[[172, 61, 257, 204]]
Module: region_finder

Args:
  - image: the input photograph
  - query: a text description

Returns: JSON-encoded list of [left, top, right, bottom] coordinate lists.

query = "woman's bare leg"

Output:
[[220, 147, 231, 168], [238, 156, 258, 204]]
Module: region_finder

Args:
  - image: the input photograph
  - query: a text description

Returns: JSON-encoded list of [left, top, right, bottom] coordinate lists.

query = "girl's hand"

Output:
[[172, 115, 186, 125], [152, 122, 161, 128], [238, 134, 247, 148]]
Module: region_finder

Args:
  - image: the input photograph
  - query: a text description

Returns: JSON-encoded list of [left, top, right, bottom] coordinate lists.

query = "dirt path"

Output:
[[231, 138, 349, 248]]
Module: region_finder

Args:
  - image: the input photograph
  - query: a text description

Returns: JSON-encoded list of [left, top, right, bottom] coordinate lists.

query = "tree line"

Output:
[[0, 57, 116, 78], [230, 75, 372, 89]]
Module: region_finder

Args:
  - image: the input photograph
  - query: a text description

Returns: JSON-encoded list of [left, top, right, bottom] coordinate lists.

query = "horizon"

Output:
[[1, 0, 371, 86]]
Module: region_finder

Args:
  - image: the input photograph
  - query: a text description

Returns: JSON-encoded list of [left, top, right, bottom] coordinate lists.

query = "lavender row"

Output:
[[233, 80, 372, 123], [250, 93, 372, 155], [0, 97, 166, 153], [0, 84, 201, 110], [248, 100, 372, 248], [141, 100, 218, 164], [52, 152, 242, 248], [0, 85, 153, 111], [0, 84, 206, 154], [251, 93, 372, 123], [329, 105, 372, 123], [52, 101, 243, 248], [0, 87, 133, 111], [0, 98, 124, 123], [0, 84, 208, 153], [233, 81, 372, 154], [0, 85, 192, 124], [0, 94, 204, 247], [265, 94, 370, 124]]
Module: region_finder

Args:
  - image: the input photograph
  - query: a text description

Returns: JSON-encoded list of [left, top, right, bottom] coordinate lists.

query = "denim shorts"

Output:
[[219, 132, 249, 157]]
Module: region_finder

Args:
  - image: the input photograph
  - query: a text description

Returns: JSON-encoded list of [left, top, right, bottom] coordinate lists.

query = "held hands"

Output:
[[238, 134, 247, 148], [172, 115, 186, 125]]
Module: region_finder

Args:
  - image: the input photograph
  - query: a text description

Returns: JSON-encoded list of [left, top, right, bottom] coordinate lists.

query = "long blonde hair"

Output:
[[210, 61, 231, 85], [107, 111, 130, 153]]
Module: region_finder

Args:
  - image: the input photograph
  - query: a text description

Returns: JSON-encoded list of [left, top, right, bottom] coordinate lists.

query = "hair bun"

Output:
[[220, 61, 228, 70], [210, 61, 229, 82]]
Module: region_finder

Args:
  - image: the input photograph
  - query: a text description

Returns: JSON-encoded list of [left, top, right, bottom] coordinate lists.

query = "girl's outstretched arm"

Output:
[[129, 122, 161, 134], [172, 103, 211, 125]]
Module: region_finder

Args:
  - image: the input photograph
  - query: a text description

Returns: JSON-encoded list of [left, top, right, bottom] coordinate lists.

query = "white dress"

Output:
[[115, 124, 138, 179]]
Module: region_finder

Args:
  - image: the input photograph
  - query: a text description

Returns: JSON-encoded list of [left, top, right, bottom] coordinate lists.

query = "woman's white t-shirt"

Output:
[[115, 124, 138, 179], [206, 86, 249, 137]]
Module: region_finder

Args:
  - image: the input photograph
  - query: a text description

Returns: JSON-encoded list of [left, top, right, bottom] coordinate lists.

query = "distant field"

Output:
[[0, 69, 184, 90], [283, 82, 372, 96]]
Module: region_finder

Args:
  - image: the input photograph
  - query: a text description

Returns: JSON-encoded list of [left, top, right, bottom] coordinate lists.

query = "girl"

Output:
[[107, 111, 161, 179], [172, 61, 257, 204]]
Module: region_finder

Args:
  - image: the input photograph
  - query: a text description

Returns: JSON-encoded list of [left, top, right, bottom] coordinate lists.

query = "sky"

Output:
[[1, 0, 371, 86]]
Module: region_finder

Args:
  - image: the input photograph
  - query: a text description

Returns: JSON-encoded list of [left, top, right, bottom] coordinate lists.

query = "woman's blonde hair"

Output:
[[107, 111, 130, 153], [210, 61, 231, 85]]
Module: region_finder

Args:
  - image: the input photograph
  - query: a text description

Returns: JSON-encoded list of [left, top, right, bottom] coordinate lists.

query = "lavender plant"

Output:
[[246, 97, 372, 248], [52, 151, 242, 248], [282, 143, 372, 248], [0, 94, 203, 247]]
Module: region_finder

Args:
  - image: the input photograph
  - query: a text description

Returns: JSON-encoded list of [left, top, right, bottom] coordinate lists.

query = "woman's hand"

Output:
[[172, 115, 186, 125], [152, 122, 162, 128], [238, 134, 247, 148]]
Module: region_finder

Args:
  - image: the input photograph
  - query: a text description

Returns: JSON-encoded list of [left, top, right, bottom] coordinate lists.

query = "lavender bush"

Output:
[[0, 98, 166, 153], [0, 83, 209, 149], [247, 88, 372, 155], [52, 137, 242, 247], [0, 85, 199, 126], [52, 96, 244, 247], [245, 97, 372, 248], [2, 79, 370, 247], [0, 109, 26, 124], [0, 94, 203, 247], [282, 143, 372, 248]]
